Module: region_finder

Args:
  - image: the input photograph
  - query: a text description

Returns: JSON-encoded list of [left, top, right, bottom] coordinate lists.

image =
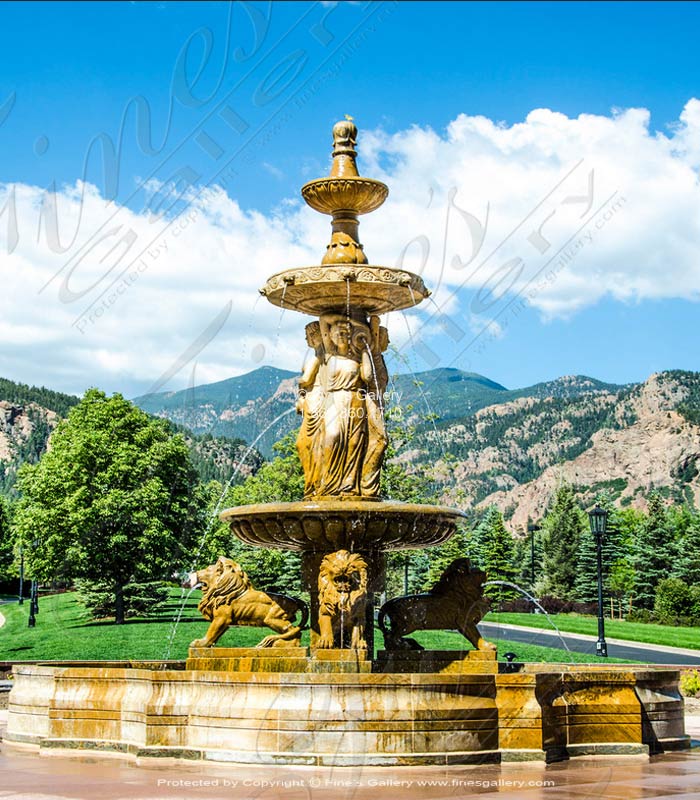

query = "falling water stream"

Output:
[[407, 284, 417, 307], [364, 342, 384, 416], [483, 580, 571, 652], [273, 283, 289, 355]]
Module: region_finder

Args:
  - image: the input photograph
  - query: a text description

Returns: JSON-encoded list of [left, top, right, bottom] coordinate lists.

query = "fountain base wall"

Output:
[[5, 659, 689, 765]]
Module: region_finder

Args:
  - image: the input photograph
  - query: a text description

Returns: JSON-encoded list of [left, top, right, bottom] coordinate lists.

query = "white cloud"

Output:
[[1, 100, 699, 397], [261, 162, 285, 180]]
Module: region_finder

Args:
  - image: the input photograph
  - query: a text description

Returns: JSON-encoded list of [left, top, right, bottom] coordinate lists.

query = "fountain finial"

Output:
[[262, 118, 429, 314], [330, 117, 359, 178]]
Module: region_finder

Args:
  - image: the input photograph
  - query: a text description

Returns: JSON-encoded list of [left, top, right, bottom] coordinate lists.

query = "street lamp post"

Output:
[[28, 580, 37, 628], [18, 545, 24, 605], [527, 523, 541, 592], [588, 505, 608, 658]]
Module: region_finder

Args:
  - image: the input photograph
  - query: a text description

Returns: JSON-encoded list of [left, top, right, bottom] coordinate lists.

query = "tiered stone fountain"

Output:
[[5, 120, 689, 766]]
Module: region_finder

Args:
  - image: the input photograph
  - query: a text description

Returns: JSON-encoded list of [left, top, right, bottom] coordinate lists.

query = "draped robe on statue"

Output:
[[318, 353, 367, 496]]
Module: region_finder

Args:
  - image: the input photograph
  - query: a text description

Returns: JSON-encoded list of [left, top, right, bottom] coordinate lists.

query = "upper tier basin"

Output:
[[220, 499, 466, 552], [260, 265, 430, 315], [301, 177, 388, 216]]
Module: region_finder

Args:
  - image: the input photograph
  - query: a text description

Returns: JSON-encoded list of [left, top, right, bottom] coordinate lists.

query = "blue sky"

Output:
[[1, 1, 699, 396]]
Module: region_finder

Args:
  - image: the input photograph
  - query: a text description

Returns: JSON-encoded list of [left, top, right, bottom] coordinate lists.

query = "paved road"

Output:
[[479, 622, 700, 665]]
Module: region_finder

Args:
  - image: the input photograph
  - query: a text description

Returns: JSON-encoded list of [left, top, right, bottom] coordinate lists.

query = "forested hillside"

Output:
[[0, 378, 261, 496]]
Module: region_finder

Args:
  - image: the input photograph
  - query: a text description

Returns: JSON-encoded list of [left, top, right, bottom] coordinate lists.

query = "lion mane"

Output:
[[317, 550, 368, 650], [378, 558, 495, 652], [197, 559, 251, 619], [188, 556, 308, 649]]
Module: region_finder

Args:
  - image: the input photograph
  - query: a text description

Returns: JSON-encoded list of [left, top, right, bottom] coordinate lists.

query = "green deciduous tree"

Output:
[[14, 389, 204, 623], [654, 577, 693, 623], [0, 494, 13, 580], [608, 558, 636, 619], [541, 484, 586, 601]]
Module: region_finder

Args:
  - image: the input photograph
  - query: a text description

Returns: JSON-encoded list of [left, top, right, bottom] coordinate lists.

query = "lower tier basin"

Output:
[[5, 658, 689, 766], [220, 499, 466, 551]]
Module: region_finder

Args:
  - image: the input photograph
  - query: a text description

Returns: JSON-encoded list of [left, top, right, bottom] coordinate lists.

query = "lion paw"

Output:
[[190, 639, 209, 649], [477, 638, 497, 651], [316, 635, 334, 649]]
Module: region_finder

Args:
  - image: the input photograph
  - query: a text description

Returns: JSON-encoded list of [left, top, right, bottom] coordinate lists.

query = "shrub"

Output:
[[690, 586, 700, 620], [627, 608, 656, 624], [538, 596, 599, 615], [654, 577, 692, 623], [75, 580, 169, 620], [495, 598, 536, 613], [681, 670, 700, 698]]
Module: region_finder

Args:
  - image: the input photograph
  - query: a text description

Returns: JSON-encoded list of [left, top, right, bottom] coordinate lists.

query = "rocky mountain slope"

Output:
[[420, 371, 700, 529], [0, 377, 80, 495], [0, 401, 62, 495], [133, 366, 299, 458]]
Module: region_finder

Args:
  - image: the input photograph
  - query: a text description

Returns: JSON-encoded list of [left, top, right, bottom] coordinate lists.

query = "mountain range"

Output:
[[132, 367, 620, 458], [1, 367, 699, 530]]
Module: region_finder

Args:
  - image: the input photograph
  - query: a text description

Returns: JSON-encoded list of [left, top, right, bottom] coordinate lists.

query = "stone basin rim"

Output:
[[220, 499, 467, 552], [220, 499, 467, 519], [260, 264, 430, 315]]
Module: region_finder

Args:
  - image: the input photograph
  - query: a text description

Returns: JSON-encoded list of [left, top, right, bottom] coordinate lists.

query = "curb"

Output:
[[482, 621, 700, 658]]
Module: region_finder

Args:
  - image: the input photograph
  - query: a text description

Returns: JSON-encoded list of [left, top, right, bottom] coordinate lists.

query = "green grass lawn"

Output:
[[1, 589, 215, 661], [408, 629, 632, 664], [485, 611, 700, 650], [0, 590, 630, 664]]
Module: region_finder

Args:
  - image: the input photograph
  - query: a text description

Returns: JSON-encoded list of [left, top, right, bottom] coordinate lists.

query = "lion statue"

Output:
[[317, 550, 368, 650], [187, 556, 308, 648], [378, 558, 495, 652]]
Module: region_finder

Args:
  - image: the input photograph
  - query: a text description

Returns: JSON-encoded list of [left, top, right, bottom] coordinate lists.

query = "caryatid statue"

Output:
[[296, 311, 389, 499]]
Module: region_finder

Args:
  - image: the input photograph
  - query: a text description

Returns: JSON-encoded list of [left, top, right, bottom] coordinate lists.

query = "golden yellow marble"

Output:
[[6, 662, 688, 764]]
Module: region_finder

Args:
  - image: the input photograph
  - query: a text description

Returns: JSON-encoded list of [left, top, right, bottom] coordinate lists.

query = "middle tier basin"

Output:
[[220, 499, 466, 551]]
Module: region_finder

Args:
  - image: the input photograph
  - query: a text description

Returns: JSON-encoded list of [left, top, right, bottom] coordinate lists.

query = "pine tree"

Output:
[[518, 519, 544, 593], [596, 491, 622, 577], [574, 524, 599, 604], [424, 528, 470, 589], [541, 484, 586, 601], [574, 493, 621, 604], [514, 519, 545, 592], [633, 492, 675, 610], [676, 512, 700, 585], [477, 507, 518, 602]]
